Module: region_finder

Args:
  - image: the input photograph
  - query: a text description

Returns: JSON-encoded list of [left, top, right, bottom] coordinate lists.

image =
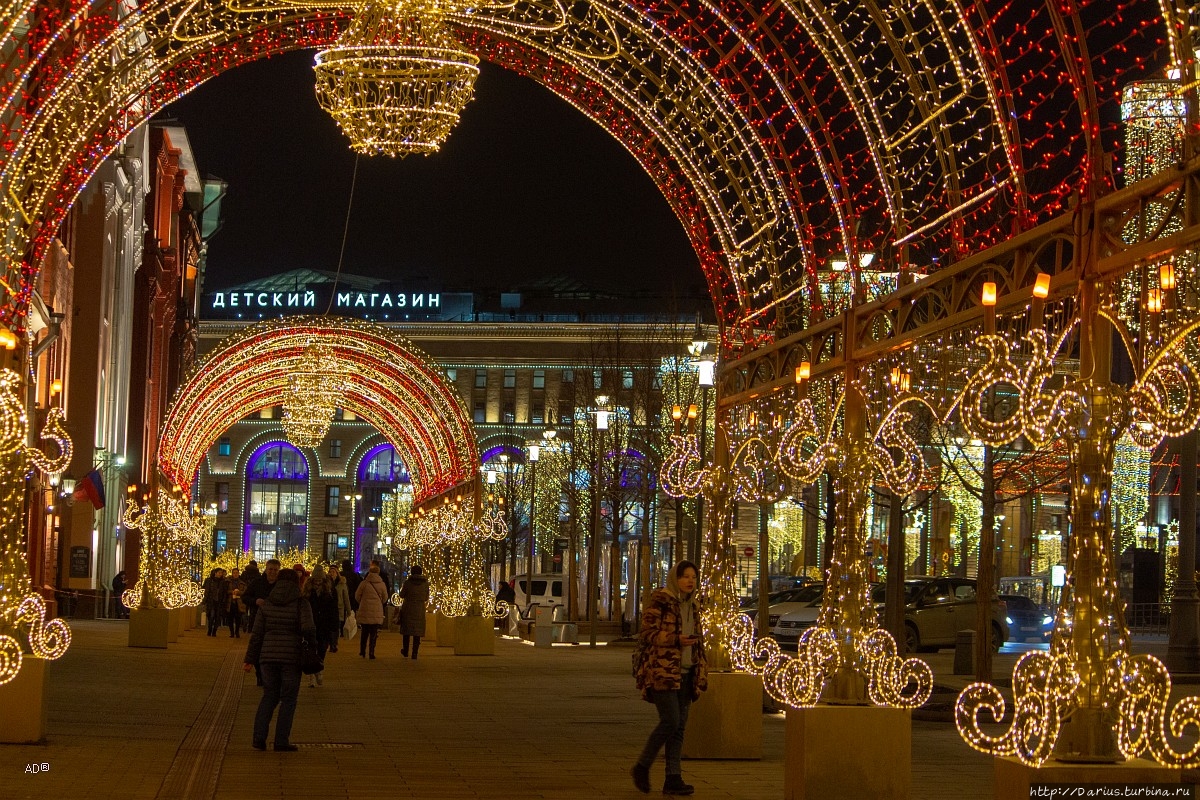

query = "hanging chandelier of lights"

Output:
[[282, 342, 344, 448], [314, 0, 481, 157]]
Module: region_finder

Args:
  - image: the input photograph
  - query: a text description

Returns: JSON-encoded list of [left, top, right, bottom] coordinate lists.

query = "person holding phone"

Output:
[[631, 560, 708, 796]]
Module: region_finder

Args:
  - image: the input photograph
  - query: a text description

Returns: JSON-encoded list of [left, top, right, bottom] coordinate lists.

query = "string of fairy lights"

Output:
[[0, 1, 1163, 344], [120, 491, 214, 611], [158, 317, 477, 509], [0, 369, 72, 685]]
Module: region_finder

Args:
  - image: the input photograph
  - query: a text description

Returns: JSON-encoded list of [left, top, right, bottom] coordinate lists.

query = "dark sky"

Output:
[[162, 50, 700, 295]]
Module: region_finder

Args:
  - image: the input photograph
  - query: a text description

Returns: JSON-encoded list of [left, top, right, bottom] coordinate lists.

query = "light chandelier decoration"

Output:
[[121, 491, 213, 611], [0, 369, 72, 686], [281, 342, 345, 449], [660, 389, 934, 709], [314, 0, 481, 157]]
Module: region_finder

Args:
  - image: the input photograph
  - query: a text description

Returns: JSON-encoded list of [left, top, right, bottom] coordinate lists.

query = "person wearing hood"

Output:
[[354, 561, 389, 659], [243, 568, 316, 751], [631, 560, 708, 796], [397, 565, 430, 659], [202, 568, 229, 636]]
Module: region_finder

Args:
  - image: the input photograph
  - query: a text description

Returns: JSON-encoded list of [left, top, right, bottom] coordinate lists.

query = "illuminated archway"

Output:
[[0, 1, 1162, 347], [159, 316, 479, 508]]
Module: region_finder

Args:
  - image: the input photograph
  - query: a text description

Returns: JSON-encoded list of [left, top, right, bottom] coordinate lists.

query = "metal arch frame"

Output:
[[158, 317, 479, 508], [0, 0, 1136, 348]]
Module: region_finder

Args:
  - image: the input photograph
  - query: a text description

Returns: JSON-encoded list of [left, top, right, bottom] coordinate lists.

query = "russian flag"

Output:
[[72, 469, 105, 510]]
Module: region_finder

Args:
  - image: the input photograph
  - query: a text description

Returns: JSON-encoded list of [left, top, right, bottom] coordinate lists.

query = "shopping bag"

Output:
[[343, 612, 358, 639]]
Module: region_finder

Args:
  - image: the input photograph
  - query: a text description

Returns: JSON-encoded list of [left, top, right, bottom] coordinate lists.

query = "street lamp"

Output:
[[590, 394, 609, 648], [527, 440, 540, 612]]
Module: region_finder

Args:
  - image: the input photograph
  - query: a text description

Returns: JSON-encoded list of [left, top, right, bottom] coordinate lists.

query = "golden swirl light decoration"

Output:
[[314, 0, 481, 157], [121, 494, 214, 611], [281, 342, 345, 448], [954, 312, 1200, 766], [0, 369, 73, 685], [660, 388, 932, 708], [661, 432, 707, 498]]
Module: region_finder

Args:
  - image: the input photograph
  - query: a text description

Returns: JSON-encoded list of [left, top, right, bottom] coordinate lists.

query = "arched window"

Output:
[[354, 444, 410, 573], [244, 442, 309, 561]]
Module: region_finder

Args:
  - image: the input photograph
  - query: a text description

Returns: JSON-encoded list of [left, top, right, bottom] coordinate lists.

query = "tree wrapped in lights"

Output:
[[121, 492, 213, 611], [0, 370, 72, 686]]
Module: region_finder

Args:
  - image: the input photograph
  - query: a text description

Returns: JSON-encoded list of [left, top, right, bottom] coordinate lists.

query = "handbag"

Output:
[[297, 602, 323, 675], [343, 611, 358, 640]]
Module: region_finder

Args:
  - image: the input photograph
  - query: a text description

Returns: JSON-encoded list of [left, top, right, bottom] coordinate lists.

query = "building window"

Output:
[[245, 442, 309, 562], [533, 369, 545, 390], [562, 369, 574, 383], [216, 482, 229, 513], [653, 373, 663, 390], [214, 530, 228, 554], [446, 368, 457, 382], [504, 369, 516, 388], [623, 370, 634, 389], [326, 486, 340, 516], [532, 403, 544, 425], [474, 401, 485, 423], [334, 408, 345, 420], [218, 437, 231, 456], [503, 401, 515, 424], [329, 439, 342, 458], [475, 370, 487, 388], [593, 370, 602, 389]]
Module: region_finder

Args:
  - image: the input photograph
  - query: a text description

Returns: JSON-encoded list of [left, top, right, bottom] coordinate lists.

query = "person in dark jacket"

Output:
[[226, 568, 247, 638], [111, 571, 128, 619], [496, 580, 517, 635], [301, 565, 340, 687], [243, 559, 281, 685], [341, 560, 363, 613], [398, 565, 430, 659], [202, 568, 229, 636], [631, 560, 709, 796], [244, 568, 316, 751]]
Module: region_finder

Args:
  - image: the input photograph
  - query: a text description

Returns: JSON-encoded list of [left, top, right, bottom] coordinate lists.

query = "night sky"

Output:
[[161, 49, 700, 295]]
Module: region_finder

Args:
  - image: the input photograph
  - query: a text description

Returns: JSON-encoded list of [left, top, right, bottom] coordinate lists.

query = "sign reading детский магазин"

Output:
[[203, 287, 473, 321]]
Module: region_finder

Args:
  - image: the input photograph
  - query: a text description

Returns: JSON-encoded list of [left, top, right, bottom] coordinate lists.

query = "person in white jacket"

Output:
[[354, 561, 389, 659]]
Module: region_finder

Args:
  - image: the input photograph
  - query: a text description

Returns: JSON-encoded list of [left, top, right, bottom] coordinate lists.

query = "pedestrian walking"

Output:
[[302, 565, 339, 687], [631, 560, 708, 796], [397, 565, 429, 659], [243, 568, 315, 752], [341, 560, 363, 613], [496, 580, 518, 635], [226, 568, 247, 638], [203, 568, 229, 636], [354, 561, 388, 659], [111, 571, 128, 619], [243, 559, 282, 685], [328, 565, 350, 652]]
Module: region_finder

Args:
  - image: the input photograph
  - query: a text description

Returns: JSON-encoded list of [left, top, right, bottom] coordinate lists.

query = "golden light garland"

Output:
[[661, 388, 933, 708], [0, 368, 72, 686], [314, 0, 481, 157], [121, 493, 213, 611], [281, 342, 345, 448]]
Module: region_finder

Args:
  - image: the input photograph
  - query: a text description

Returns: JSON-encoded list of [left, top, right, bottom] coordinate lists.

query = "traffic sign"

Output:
[[743, 546, 754, 557]]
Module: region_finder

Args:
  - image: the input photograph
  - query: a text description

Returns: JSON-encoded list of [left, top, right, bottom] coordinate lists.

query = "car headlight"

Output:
[[1005, 616, 1013, 625], [1042, 616, 1053, 626]]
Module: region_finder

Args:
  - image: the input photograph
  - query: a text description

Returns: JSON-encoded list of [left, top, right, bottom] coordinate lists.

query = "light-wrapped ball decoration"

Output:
[[282, 342, 343, 448], [314, 1, 481, 157]]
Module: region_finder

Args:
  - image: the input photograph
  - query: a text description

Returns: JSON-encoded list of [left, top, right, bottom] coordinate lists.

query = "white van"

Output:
[[512, 573, 565, 615]]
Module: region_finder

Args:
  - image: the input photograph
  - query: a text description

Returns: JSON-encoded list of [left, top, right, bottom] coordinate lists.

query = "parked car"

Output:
[[770, 583, 887, 650], [512, 573, 565, 615], [900, 578, 1009, 653], [740, 585, 819, 613], [1000, 594, 1053, 642]]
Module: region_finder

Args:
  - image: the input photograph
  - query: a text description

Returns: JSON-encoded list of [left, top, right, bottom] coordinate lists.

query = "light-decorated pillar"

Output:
[[817, 384, 876, 705], [699, 423, 737, 671]]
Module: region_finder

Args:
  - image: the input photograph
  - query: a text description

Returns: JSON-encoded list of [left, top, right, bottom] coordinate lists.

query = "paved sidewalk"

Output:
[[1, 620, 1009, 799]]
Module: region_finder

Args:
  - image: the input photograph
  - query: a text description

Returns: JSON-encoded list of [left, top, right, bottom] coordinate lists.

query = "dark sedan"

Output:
[[1000, 594, 1053, 642]]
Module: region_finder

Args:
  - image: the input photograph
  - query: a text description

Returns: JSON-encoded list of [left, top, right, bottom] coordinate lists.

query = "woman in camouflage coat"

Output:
[[631, 560, 708, 796]]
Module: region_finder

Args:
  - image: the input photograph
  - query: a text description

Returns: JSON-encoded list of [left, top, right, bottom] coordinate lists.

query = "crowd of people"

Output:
[[197, 553, 707, 795]]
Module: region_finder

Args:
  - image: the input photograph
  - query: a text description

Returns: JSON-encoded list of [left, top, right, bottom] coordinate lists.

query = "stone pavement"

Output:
[[0, 619, 1083, 800]]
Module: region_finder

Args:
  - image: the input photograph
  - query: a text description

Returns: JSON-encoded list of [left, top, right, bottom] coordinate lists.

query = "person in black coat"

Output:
[[202, 568, 229, 636], [301, 565, 340, 687], [341, 560, 363, 613], [111, 571, 128, 619], [244, 568, 315, 751], [242, 559, 281, 685]]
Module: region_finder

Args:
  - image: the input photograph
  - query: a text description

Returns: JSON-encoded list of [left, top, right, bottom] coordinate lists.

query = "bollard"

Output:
[[953, 629, 975, 675]]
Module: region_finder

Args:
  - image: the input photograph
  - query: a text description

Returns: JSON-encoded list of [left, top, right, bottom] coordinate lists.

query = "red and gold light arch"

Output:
[[158, 317, 478, 508]]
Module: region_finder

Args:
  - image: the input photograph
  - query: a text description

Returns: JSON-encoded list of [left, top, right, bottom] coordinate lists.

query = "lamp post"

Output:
[[590, 395, 610, 648], [690, 328, 715, 565], [527, 440, 540, 606]]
